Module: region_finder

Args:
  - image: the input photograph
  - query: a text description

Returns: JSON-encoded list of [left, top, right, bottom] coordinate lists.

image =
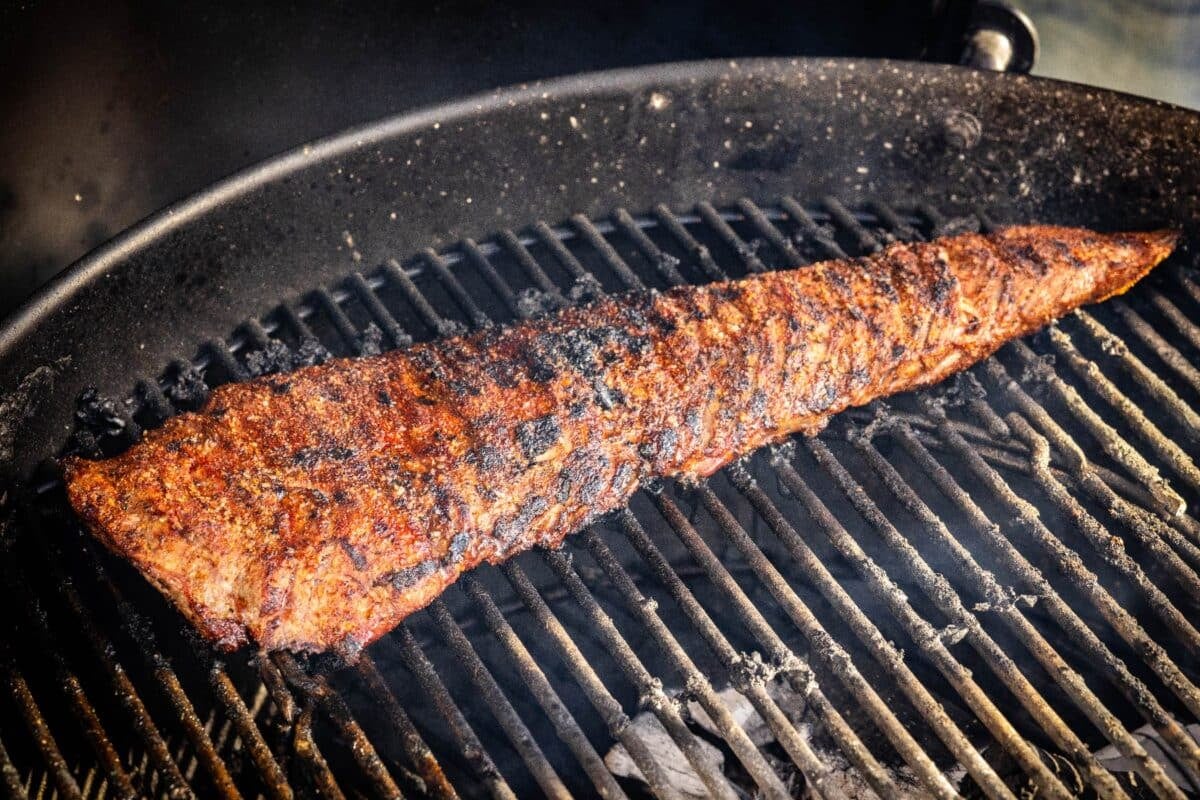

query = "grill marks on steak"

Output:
[[63, 226, 1177, 653]]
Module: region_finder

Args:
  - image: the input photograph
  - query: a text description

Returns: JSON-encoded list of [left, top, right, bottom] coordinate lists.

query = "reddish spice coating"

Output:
[[63, 226, 1177, 654]]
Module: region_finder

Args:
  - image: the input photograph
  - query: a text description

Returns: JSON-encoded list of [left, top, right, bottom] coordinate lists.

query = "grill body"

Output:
[[1, 59, 1199, 799]]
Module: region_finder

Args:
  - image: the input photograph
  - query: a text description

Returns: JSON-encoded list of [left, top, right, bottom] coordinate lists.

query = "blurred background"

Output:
[[1, 0, 1198, 319]]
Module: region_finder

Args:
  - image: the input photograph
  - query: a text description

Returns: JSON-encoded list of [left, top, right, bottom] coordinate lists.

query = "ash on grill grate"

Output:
[[5, 197, 1200, 800]]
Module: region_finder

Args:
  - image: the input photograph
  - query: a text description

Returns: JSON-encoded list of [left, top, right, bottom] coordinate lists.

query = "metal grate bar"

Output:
[[1004, 412, 1200, 646], [1071, 309, 1200, 438], [207, 340, 251, 382], [1149, 287, 1200, 354], [1007, 337, 1185, 514], [315, 287, 368, 351], [539, 548, 754, 800], [279, 302, 319, 342], [780, 197, 848, 259], [703, 475, 1012, 800], [0, 731, 22, 800], [882, 417, 1195, 799], [610, 510, 900, 798], [651, 204, 726, 281], [274, 654, 405, 799], [821, 197, 883, 254], [292, 704, 348, 800], [571, 215, 646, 290], [919, 398, 1200, 777], [574, 527, 836, 798], [461, 239, 523, 318], [534, 221, 593, 285], [384, 258, 461, 337], [7, 583, 138, 800], [959, 394, 1200, 710], [3, 647, 82, 800], [611, 209, 687, 286], [499, 560, 686, 800], [736, 198, 806, 267], [426, 599, 572, 800], [74, 554, 245, 800], [794, 440, 1077, 800], [1042, 327, 1200, 493], [253, 656, 347, 800], [864, 200, 920, 242], [459, 576, 627, 800], [696, 201, 767, 273], [137, 375, 175, 423], [1111, 300, 1200, 395], [353, 656, 460, 800], [845, 426, 1135, 800], [651, 490, 958, 799], [393, 625, 518, 800], [348, 271, 414, 348], [38, 549, 195, 799], [981, 359, 1200, 602], [422, 249, 493, 329], [498, 229, 566, 298], [205, 665, 293, 800]]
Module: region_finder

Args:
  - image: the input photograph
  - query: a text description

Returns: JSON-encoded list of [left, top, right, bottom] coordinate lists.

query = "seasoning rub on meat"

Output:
[[64, 225, 1177, 654]]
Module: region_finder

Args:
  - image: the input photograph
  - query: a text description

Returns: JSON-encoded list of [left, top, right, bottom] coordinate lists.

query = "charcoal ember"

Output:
[[515, 287, 564, 319], [165, 362, 209, 406], [244, 340, 293, 377], [355, 323, 385, 356], [293, 336, 331, 368]]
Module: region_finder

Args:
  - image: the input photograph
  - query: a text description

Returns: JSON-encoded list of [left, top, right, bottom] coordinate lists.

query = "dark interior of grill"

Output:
[[2, 195, 1199, 800]]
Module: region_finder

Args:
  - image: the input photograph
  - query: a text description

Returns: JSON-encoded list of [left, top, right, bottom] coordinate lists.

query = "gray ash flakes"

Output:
[[516, 287, 565, 319], [567, 275, 604, 304], [355, 323, 385, 356], [293, 336, 331, 368], [444, 532, 471, 565], [244, 340, 293, 377]]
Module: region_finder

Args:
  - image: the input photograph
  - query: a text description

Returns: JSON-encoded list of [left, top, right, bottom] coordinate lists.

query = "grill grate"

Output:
[[3, 197, 1200, 799]]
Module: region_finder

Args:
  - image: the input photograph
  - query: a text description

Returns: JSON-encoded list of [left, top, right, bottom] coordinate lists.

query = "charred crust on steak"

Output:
[[60, 226, 1179, 654], [377, 560, 439, 591], [516, 415, 560, 461], [338, 538, 368, 570]]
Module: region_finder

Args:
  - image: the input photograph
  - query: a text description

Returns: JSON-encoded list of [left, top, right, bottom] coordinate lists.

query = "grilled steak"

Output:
[[64, 225, 1177, 654]]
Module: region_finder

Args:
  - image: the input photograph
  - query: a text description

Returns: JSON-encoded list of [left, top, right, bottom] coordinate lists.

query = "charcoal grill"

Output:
[[2, 58, 1200, 799]]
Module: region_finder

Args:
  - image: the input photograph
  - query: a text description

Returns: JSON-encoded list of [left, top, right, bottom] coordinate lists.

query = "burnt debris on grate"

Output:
[[6, 197, 1200, 799]]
